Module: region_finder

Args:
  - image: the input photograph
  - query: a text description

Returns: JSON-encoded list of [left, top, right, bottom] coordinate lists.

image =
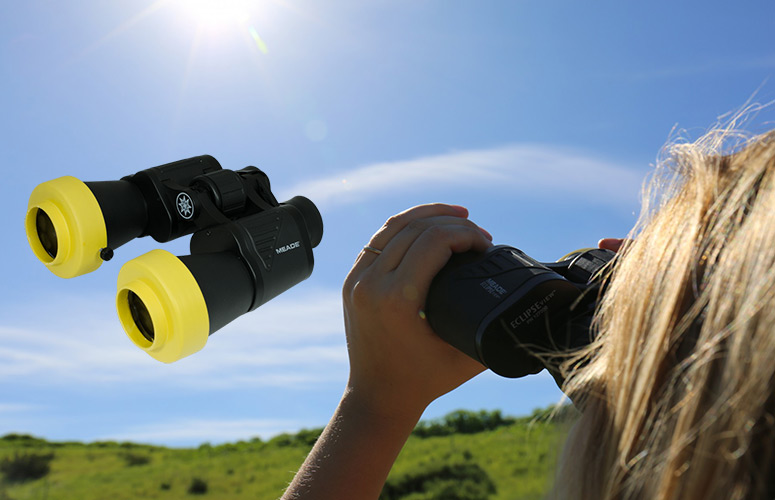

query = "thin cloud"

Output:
[[0, 289, 346, 389], [0, 403, 41, 413], [103, 417, 313, 446], [277, 144, 645, 209]]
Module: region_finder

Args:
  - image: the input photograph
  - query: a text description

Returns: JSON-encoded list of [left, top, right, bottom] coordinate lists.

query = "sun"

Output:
[[175, 0, 254, 33], [74, 0, 276, 69], [167, 0, 271, 53]]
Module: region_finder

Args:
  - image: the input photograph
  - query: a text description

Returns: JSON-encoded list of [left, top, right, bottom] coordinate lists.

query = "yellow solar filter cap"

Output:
[[25, 176, 108, 278], [117, 249, 210, 363]]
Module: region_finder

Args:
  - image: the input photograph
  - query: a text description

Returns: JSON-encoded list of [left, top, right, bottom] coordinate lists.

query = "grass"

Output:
[[0, 408, 572, 500]]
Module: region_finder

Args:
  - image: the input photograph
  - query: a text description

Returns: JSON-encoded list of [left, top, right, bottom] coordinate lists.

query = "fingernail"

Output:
[[451, 204, 468, 214], [598, 238, 624, 250], [480, 227, 493, 240]]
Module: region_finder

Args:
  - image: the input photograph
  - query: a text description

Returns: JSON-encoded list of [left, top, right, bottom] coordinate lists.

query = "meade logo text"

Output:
[[276, 241, 301, 254]]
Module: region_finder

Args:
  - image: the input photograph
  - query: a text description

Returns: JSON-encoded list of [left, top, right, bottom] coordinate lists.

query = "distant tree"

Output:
[[89, 441, 118, 448], [266, 428, 324, 448], [0, 434, 47, 447], [294, 428, 323, 447], [267, 433, 295, 447], [527, 403, 580, 423]]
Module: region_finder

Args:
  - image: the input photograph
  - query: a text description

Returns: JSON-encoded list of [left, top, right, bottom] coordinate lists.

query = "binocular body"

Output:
[[26, 156, 323, 363], [426, 245, 614, 382]]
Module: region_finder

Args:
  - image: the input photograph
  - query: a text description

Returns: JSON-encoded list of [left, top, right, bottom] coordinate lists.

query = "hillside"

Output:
[[0, 407, 575, 500]]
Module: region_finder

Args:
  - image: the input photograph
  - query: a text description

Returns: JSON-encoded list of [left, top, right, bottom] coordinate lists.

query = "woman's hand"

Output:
[[342, 203, 493, 421]]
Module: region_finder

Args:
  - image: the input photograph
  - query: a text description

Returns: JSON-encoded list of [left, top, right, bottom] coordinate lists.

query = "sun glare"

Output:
[[177, 0, 254, 32], [167, 0, 272, 54]]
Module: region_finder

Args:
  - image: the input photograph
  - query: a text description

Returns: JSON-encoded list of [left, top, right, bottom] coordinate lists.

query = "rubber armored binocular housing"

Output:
[[426, 246, 615, 383], [25, 155, 323, 363]]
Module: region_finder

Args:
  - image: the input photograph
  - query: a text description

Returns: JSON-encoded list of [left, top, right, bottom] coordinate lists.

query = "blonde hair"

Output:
[[553, 123, 775, 499]]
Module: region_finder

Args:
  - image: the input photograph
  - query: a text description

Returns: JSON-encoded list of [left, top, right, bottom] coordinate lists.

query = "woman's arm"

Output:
[[281, 388, 422, 500], [282, 203, 493, 500]]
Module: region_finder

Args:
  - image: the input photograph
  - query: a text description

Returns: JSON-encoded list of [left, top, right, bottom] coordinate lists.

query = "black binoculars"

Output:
[[25, 155, 323, 363], [427, 245, 615, 383]]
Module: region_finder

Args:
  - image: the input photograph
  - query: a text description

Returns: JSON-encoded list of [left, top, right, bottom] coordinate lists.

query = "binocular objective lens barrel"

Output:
[[34, 209, 58, 259], [126, 290, 155, 343]]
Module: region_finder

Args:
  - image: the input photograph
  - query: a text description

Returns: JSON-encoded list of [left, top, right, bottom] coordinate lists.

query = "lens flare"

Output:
[[249, 26, 269, 54]]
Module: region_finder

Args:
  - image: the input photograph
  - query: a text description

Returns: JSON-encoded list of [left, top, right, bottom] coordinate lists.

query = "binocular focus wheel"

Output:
[[116, 249, 210, 363], [555, 248, 597, 263], [25, 176, 108, 278]]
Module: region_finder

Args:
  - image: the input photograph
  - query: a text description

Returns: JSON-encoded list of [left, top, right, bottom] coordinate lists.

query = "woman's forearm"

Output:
[[281, 388, 423, 500]]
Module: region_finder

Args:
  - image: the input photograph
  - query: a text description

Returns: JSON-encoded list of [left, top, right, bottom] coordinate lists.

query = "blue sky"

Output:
[[2, 0, 774, 446]]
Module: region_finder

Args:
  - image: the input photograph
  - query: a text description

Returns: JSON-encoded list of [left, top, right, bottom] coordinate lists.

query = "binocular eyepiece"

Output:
[[426, 245, 615, 384], [26, 155, 323, 363]]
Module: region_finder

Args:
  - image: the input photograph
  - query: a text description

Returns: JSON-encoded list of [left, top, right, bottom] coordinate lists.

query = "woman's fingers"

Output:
[[373, 215, 492, 272], [372, 204, 469, 248], [349, 203, 470, 274], [394, 224, 493, 299]]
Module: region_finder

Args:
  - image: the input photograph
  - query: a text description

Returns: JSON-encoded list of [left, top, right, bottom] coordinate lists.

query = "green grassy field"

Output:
[[0, 408, 572, 500]]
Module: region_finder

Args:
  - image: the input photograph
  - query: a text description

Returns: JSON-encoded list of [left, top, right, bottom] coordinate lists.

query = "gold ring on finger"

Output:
[[363, 246, 383, 255]]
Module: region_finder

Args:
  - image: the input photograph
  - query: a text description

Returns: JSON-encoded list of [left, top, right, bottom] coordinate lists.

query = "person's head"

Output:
[[554, 121, 775, 499]]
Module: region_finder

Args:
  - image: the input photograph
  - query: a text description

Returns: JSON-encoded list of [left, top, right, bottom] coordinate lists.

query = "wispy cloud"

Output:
[[0, 403, 41, 413], [103, 417, 313, 446], [0, 288, 347, 390], [277, 144, 645, 209]]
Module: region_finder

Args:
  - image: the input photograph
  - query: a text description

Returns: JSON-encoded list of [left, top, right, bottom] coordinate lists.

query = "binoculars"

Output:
[[25, 155, 323, 363], [427, 245, 615, 383]]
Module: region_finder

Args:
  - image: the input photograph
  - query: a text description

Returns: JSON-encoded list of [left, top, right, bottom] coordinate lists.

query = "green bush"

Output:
[[121, 452, 151, 466], [412, 410, 515, 438], [188, 477, 208, 494], [381, 462, 496, 500], [0, 452, 55, 483]]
